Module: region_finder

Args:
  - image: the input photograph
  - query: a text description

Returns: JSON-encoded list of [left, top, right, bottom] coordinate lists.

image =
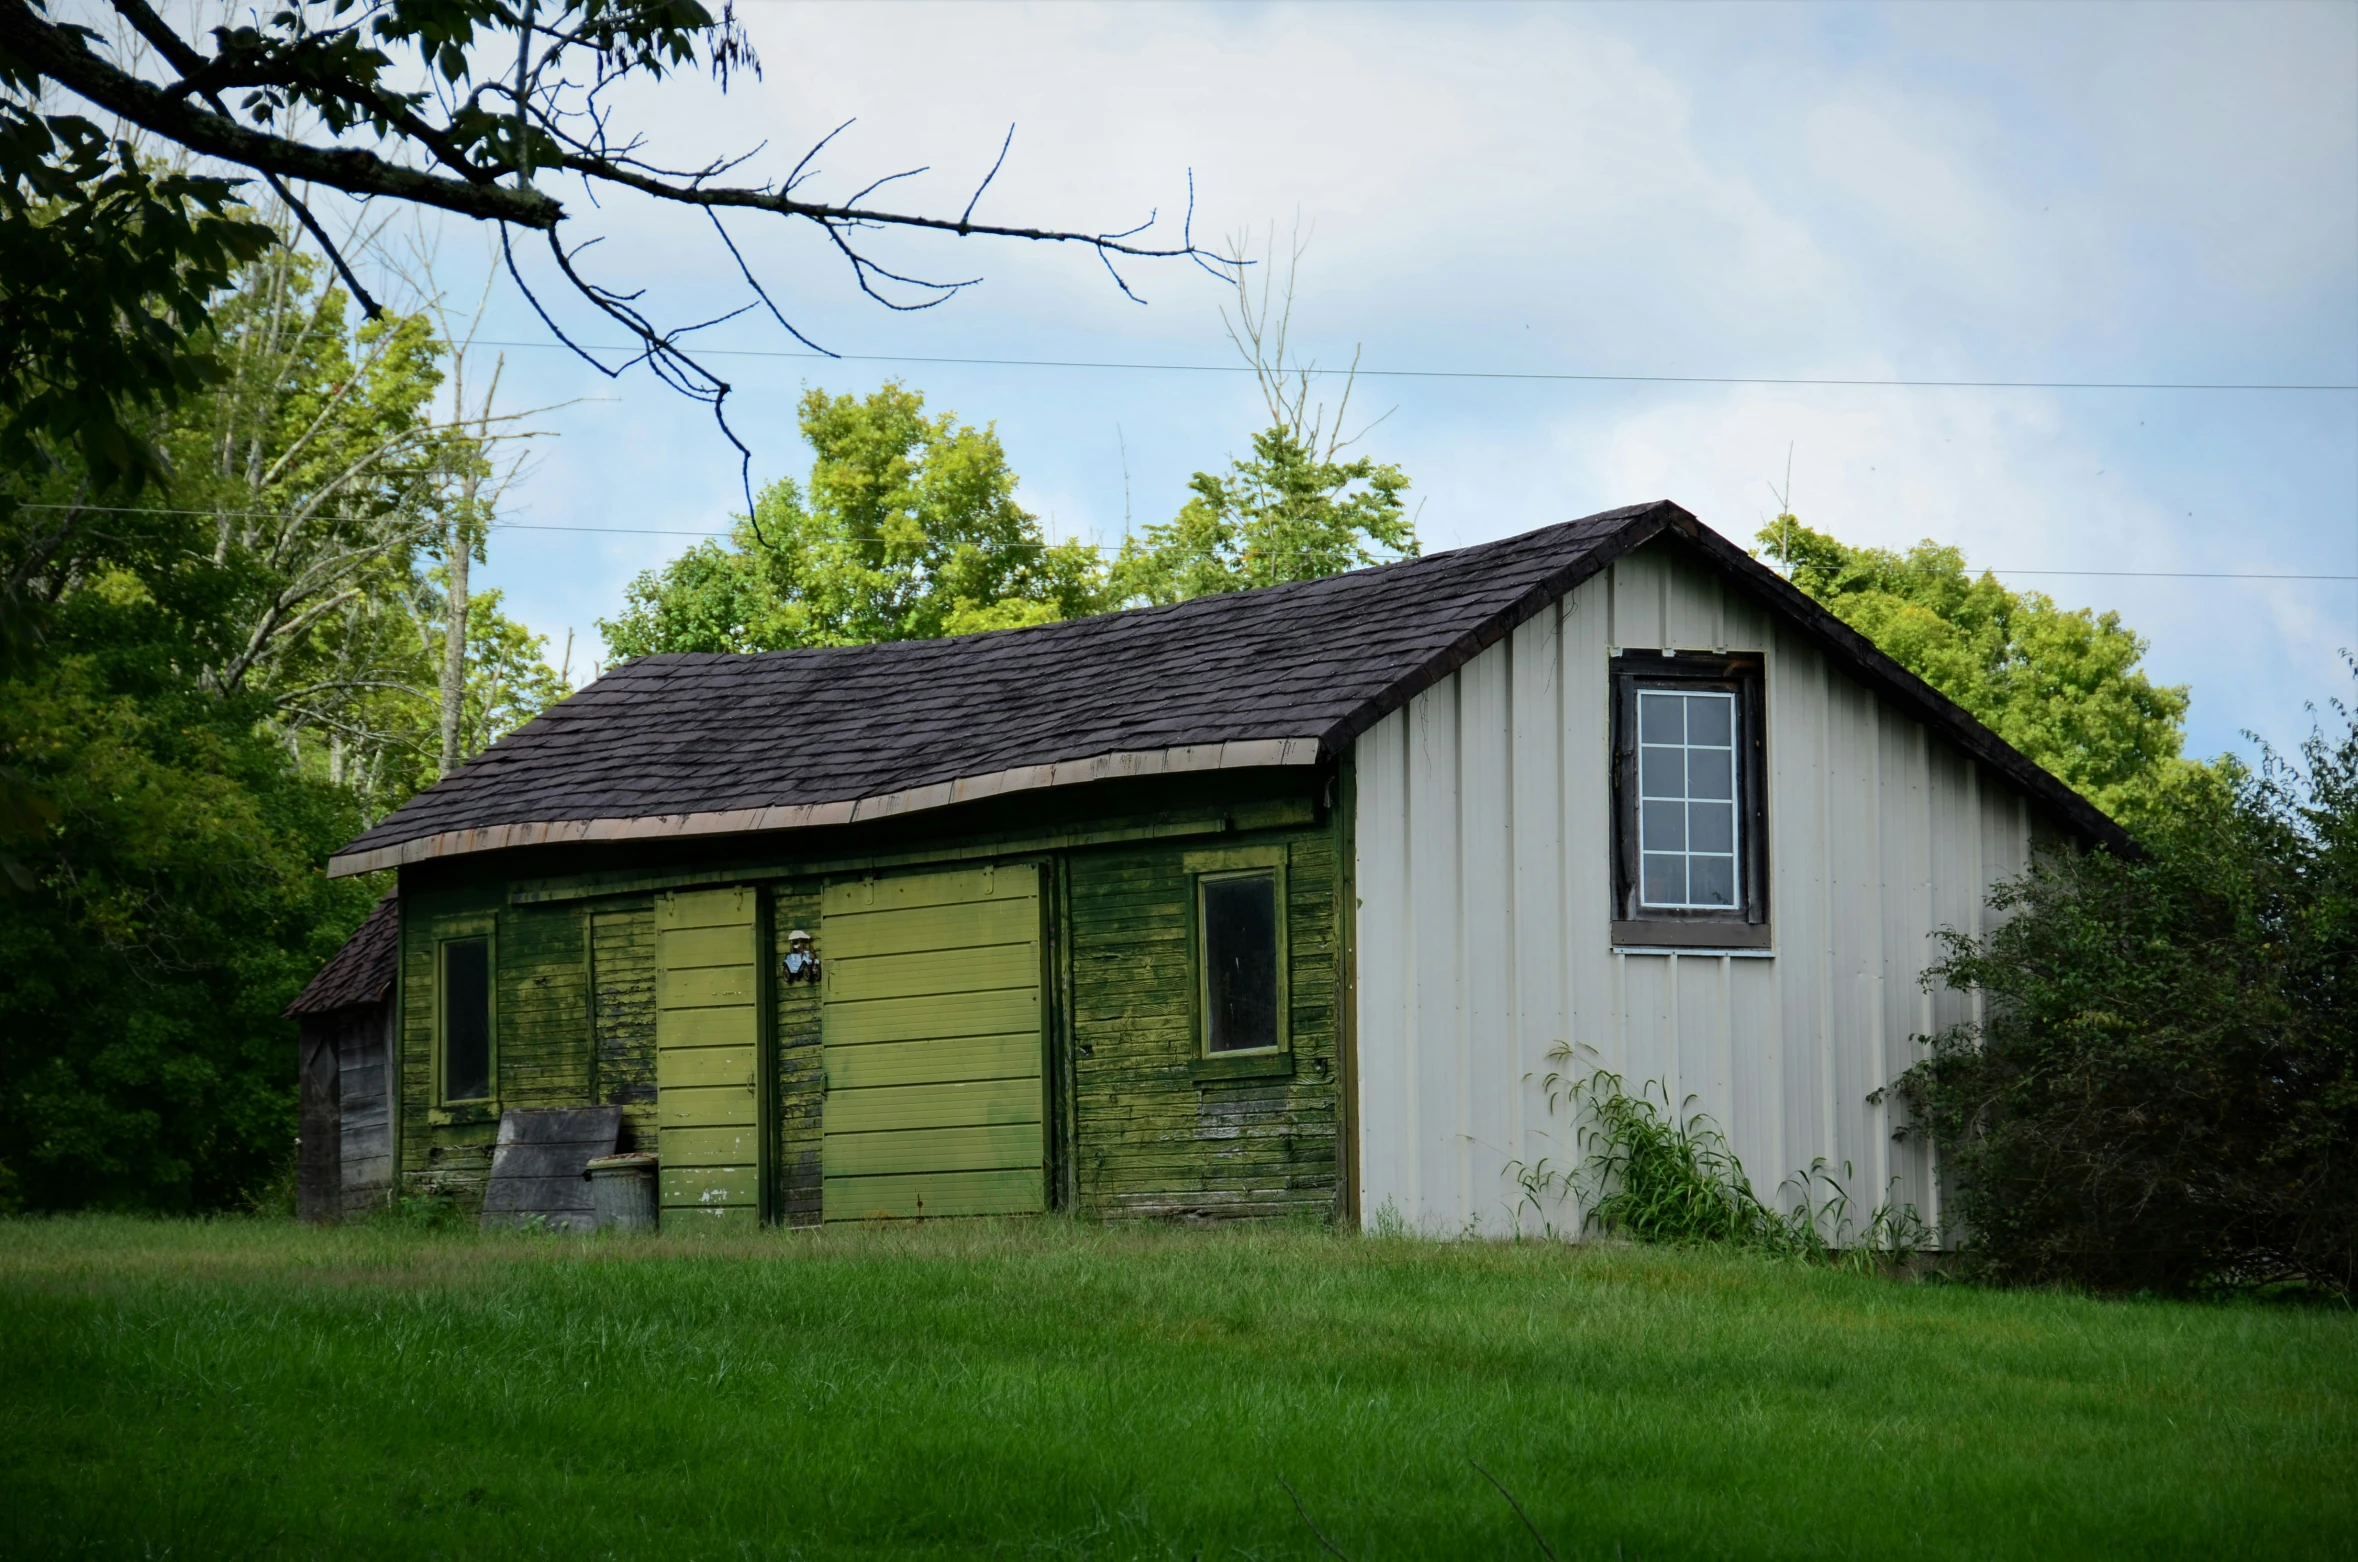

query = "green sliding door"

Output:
[[655, 886, 761, 1228], [820, 865, 1044, 1220]]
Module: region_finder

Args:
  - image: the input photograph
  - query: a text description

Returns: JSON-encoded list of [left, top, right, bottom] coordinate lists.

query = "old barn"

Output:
[[303, 501, 2124, 1234]]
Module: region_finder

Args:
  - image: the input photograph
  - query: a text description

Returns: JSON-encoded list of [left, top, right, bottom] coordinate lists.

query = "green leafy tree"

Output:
[[1111, 425, 1414, 605], [1760, 516, 2190, 822], [0, 240, 566, 1212], [1113, 224, 1416, 606], [440, 579, 573, 769], [601, 383, 1108, 657], [1893, 704, 2358, 1297]]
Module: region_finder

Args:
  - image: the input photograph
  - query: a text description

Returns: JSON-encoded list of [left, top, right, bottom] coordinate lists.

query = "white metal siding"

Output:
[[1350, 540, 2033, 1236]]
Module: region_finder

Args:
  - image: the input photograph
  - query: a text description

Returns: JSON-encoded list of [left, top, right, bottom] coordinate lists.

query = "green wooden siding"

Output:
[[591, 899, 658, 1155], [1067, 831, 1339, 1219], [770, 883, 826, 1226], [394, 887, 596, 1210], [390, 779, 1341, 1224], [655, 886, 762, 1228], [820, 866, 1045, 1220], [501, 902, 591, 1108]]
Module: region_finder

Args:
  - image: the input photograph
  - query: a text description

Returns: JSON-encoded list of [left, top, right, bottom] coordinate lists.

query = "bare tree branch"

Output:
[[0, 0, 562, 225]]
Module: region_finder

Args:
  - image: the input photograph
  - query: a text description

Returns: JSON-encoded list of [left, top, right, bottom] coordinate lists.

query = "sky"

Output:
[[377, 0, 2358, 766]]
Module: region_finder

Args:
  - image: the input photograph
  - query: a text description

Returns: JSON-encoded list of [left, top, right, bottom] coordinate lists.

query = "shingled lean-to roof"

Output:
[[330, 501, 2129, 877], [284, 893, 398, 1015]]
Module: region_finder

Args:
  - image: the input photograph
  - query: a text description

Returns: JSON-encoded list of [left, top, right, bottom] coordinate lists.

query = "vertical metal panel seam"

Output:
[[1443, 665, 1461, 1226], [1556, 593, 1583, 1234], [1865, 690, 1890, 1208], [1814, 648, 1837, 1178], [1509, 632, 1527, 1226], [1763, 626, 1788, 1193], [1395, 703, 1414, 1226]]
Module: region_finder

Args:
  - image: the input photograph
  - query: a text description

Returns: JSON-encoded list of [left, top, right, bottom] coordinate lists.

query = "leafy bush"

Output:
[[1894, 702, 2358, 1297]]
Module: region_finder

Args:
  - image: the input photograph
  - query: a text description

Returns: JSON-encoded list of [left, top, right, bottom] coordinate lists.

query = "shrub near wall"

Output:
[[1896, 702, 2358, 1297]]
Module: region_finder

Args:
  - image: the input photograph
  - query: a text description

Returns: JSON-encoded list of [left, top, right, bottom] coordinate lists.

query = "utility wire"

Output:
[[470, 340, 2358, 394], [25, 506, 2354, 581], [488, 522, 2358, 580]]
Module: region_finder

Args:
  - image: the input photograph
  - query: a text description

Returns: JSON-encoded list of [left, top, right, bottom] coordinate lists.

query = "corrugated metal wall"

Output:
[[1351, 539, 2035, 1237]]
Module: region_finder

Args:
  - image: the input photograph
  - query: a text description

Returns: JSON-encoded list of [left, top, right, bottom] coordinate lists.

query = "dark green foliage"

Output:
[[0, 102, 272, 492], [1894, 701, 2358, 1296], [0, 647, 372, 1211], [0, 241, 558, 1212]]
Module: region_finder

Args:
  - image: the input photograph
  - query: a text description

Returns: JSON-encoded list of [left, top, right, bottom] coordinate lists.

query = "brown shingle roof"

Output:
[[285, 894, 397, 1016], [329, 501, 2129, 875]]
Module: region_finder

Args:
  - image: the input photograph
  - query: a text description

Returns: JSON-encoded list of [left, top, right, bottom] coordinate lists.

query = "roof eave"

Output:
[[326, 736, 1326, 878], [1307, 499, 2135, 859]]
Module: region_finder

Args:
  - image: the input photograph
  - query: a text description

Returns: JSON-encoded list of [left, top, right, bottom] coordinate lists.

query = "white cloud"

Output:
[[426, 1, 2352, 763]]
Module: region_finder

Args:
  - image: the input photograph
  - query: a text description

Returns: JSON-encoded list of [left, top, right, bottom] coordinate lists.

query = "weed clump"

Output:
[[1525, 1047, 1927, 1265]]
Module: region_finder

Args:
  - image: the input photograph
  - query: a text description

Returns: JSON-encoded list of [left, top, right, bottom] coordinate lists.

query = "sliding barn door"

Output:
[[820, 865, 1045, 1220], [655, 886, 762, 1229]]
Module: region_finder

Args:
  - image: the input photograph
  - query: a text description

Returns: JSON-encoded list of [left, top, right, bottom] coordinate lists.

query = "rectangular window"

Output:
[[1200, 871, 1280, 1053], [1638, 688, 1740, 909], [441, 935, 493, 1102], [1612, 651, 1769, 947]]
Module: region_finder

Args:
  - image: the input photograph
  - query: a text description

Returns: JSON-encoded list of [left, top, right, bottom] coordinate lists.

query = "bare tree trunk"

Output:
[[438, 480, 473, 777]]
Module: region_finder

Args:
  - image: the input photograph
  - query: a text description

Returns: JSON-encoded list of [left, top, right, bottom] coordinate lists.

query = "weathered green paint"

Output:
[[591, 899, 657, 1138], [768, 881, 827, 1226], [394, 884, 593, 1210], [821, 865, 1045, 1221], [504, 806, 1309, 905], [827, 1033, 1038, 1091], [1068, 828, 1340, 1220], [390, 768, 1342, 1224], [655, 886, 762, 1228]]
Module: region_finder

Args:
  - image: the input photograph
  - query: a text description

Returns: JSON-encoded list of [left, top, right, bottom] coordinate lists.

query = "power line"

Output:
[[469, 339, 2358, 394], [25, 507, 2355, 581], [1978, 568, 2358, 581], [491, 522, 2358, 580]]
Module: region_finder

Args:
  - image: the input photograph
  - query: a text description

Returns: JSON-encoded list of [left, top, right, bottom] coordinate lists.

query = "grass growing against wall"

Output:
[[1, 1217, 2351, 1561], [1529, 1060, 1930, 1261]]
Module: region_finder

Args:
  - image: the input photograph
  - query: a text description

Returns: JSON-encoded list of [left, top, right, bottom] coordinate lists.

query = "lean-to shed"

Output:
[[285, 893, 399, 1221], [313, 502, 2124, 1234]]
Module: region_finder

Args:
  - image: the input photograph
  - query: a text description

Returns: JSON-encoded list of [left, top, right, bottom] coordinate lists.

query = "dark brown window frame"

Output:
[[1182, 843, 1293, 1082], [436, 926, 498, 1105], [1610, 649, 1771, 949]]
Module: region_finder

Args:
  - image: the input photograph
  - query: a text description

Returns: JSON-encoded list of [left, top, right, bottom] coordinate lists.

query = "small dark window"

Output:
[[1200, 872, 1279, 1053], [442, 936, 492, 1101], [1612, 651, 1769, 946]]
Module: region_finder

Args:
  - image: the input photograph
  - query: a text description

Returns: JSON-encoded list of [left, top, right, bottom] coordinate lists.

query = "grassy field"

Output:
[[0, 1217, 2350, 1561]]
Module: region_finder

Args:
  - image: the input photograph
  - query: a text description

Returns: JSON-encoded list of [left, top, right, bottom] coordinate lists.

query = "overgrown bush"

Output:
[[1894, 699, 2358, 1297]]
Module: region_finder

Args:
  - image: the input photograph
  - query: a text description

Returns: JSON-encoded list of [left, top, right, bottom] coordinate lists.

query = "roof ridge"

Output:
[[616, 501, 1668, 673], [328, 499, 2131, 877]]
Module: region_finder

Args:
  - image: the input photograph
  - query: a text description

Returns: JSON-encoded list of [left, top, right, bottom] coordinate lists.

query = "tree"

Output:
[[601, 382, 1107, 657], [1892, 702, 2358, 1297], [1113, 224, 1416, 606], [0, 0, 1227, 513], [1111, 426, 1415, 605], [1759, 515, 2191, 823], [0, 238, 568, 1211]]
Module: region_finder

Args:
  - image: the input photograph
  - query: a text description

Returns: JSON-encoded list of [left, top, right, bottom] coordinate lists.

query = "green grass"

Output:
[[0, 1218, 2350, 1560]]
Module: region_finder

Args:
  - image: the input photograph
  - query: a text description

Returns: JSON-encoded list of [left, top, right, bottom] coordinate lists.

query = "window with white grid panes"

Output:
[[1636, 688, 1740, 910]]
